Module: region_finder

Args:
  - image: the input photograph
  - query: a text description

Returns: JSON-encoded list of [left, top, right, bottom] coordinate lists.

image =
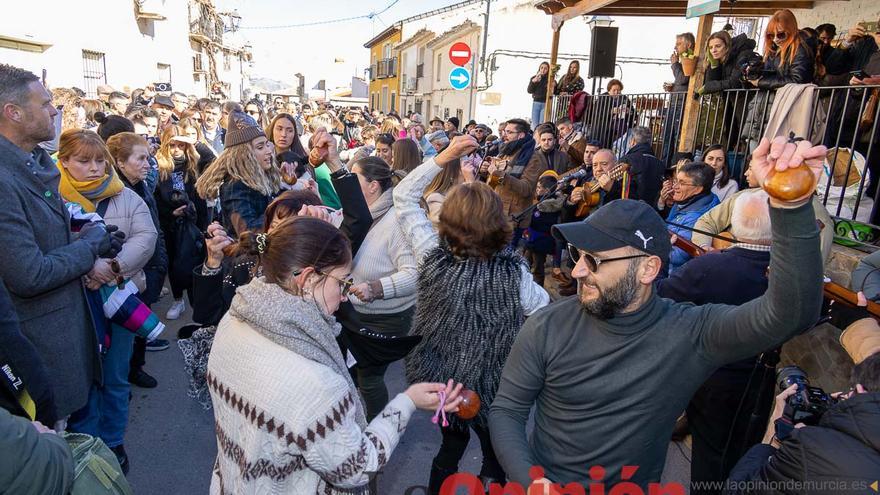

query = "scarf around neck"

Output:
[[369, 188, 394, 221], [229, 277, 368, 429], [498, 135, 536, 170], [57, 162, 125, 212]]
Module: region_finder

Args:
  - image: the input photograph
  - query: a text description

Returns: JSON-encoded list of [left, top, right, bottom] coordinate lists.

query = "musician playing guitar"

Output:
[[479, 118, 548, 242], [567, 149, 633, 209]]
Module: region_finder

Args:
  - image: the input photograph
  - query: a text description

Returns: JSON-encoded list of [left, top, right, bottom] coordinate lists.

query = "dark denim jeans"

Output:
[[69, 326, 134, 448]]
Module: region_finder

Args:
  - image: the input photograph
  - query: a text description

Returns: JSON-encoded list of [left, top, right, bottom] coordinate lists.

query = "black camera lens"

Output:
[[777, 365, 809, 391]]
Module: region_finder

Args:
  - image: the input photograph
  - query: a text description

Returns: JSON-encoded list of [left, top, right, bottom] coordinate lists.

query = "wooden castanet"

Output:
[[455, 389, 481, 420], [280, 171, 298, 186], [308, 147, 327, 167], [763, 165, 816, 202]]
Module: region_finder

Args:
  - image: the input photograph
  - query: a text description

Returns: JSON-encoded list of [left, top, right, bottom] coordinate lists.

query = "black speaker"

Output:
[[589, 26, 619, 78]]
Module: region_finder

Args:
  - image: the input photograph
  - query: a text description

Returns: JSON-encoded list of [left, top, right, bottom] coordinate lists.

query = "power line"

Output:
[[240, 0, 401, 30]]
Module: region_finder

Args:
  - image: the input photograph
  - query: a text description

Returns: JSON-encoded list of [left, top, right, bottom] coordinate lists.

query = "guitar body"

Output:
[[711, 230, 737, 250], [574, 186, 601, 217], [486, 157, 510, 188]]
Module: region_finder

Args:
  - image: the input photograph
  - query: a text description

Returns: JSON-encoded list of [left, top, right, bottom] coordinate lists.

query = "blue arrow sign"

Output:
[[449, 67, 471, 90]]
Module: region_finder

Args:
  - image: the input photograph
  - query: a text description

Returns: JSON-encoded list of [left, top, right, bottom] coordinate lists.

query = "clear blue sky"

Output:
[[224, 0, 460, 88]]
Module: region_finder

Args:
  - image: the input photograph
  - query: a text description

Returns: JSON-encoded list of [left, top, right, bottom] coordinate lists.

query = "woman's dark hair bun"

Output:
[[94, 112, 108, 124], [231, 230, 262, 258]]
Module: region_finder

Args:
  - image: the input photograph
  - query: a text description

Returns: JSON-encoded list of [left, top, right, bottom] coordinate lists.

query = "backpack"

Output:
[[63, 432, 133, 495]]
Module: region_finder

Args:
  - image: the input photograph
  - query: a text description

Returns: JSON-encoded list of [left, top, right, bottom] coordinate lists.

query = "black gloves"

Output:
[[79, 223, 126, 258]]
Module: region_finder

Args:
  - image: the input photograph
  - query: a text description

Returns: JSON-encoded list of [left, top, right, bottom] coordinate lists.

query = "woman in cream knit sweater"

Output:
[[207, 216, 462, 494]]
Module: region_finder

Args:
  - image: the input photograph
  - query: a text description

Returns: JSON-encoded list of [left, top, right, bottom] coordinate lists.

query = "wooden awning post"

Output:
[[544, 20, 563, 123], [678, 13, 713, 153]]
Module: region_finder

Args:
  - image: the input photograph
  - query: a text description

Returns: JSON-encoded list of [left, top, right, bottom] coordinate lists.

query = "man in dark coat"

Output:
[[534, 124, 572, 174], [658, 190, 775, 495], [622, 126, 665, 207], [726, 352, 880, 494], [0, 64, 115, 422]]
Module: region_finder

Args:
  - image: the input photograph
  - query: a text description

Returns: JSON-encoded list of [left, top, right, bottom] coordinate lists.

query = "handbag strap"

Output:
[[95, 198, 110, 218]]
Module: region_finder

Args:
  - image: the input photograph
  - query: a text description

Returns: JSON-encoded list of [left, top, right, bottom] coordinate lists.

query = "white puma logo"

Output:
[[635, 230, 653, 250]]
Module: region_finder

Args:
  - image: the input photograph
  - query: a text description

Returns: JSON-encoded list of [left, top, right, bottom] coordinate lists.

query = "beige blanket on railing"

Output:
[[763, 83, 819, 142]]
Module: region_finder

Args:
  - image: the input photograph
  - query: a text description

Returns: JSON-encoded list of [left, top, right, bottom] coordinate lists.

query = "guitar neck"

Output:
[[589, 166, 627, 193]]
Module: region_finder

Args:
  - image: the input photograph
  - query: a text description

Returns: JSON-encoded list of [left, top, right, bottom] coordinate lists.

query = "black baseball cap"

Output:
[[553, 199, 671, 262], [151, 95, 174, 108]]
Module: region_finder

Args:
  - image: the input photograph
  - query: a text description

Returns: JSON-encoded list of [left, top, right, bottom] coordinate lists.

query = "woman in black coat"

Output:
[[749, 10, 815, 90], [154, 125, 208, 320], [701, 31, 758, 94]]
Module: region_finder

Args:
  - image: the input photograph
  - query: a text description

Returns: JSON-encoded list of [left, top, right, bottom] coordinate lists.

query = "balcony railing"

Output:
[[376, 58, 397, 79], [549, 84, 880, 233]]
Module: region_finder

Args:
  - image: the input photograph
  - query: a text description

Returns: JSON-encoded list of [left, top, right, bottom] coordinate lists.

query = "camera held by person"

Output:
[[725, 324, 880, 494]]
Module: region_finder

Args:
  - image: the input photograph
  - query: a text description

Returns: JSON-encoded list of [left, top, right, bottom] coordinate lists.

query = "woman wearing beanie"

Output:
[[195, 111, 281, 238], [155, 125, 209, 320], [208, 216, 464, 494], [394, 135, 549, 493], [58, 129, 157, 474], [106, 132, 169, 388], [337, 157, 418, 421]]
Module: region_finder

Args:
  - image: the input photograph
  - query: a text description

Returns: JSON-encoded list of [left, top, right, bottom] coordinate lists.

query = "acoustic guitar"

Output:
[[486, 157, 512, 188], [574, 163, 630, 217]]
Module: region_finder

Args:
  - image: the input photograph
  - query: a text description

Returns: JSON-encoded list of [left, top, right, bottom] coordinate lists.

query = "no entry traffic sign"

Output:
[[449, 42, 471, 67]]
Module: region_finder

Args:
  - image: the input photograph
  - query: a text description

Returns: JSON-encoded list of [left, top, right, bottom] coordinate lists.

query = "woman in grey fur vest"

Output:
[[394, 135, 550, 493]]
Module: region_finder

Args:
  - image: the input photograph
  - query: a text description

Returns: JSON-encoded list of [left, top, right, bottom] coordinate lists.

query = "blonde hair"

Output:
[[156, 125, 201, 182], [58, 128, 114, 171], [307, 112, 342, 134], [380, 117, 402, 136], [195, 143, 281, 200]]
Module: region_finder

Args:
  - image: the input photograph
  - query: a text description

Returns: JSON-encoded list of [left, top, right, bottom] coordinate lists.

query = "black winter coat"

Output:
[[758, 38, 816, 90], [192, 173, 373, 326], [622, 142, 665, 208], [704, 34, 758, 93], [726, 392, 880, 494], [527, 74, 549, 102]]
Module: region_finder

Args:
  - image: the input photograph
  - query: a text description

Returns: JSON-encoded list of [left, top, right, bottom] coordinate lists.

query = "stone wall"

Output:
[[790, 0, 880, 34]]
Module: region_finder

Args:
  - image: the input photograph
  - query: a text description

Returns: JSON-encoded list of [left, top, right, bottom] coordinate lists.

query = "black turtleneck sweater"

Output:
[[490, 201, 823, 488]]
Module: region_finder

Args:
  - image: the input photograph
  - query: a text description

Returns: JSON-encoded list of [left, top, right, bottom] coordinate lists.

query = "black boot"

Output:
[[128, 368, 158, 388], [428, 462, 458, 495], [110, 444, 130, 475]]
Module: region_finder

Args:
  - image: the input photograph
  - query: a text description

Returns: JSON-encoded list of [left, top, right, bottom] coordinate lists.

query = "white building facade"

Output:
[[0, 0, 251, 99], [392, 0, 699, 128]]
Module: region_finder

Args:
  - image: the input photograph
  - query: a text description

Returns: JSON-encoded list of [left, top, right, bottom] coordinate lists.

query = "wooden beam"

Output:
[[599, 0, 813, 7], [678, 13, 713, 153], [544, 22, 563, 123]]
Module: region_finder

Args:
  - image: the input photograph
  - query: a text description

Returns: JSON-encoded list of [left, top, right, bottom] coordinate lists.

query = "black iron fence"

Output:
[[549, 85, 880, 231]]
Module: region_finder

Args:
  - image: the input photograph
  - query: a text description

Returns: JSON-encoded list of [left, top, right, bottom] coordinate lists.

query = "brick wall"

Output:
[[790, 0, 880, 34]]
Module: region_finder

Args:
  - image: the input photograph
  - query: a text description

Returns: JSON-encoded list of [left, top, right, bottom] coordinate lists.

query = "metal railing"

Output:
[[548, 84, 880, 230], [376, 58, 398, 79]]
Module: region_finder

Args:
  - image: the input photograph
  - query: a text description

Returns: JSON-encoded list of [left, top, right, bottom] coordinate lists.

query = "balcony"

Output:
[[135, 0, 167, 20], [375, 58, 397, 79], [549, 84, 880, 231], [416, 63, 424, 78], [404, 77, 417, 93]]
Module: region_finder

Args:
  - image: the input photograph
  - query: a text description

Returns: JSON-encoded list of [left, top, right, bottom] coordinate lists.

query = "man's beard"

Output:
[[579, 260, 640, 320]]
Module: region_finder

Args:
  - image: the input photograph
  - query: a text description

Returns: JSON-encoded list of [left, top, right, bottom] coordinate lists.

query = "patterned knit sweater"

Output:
[[207, 282, 416, 494]]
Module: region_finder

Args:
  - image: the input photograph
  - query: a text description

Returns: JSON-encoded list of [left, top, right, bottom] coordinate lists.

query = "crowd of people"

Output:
[[1, 8, 879, 495]]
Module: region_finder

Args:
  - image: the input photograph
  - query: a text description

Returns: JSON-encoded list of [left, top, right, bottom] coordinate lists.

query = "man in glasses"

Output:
[[490, 137, 827, 491], [659, 161, 719, 272]]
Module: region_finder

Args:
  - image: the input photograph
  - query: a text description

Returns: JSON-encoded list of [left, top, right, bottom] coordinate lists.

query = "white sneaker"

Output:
[[165, 299, 185, 320]]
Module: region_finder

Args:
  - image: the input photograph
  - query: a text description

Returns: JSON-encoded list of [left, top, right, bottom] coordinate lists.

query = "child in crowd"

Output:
[[523, 171, 565, 286]]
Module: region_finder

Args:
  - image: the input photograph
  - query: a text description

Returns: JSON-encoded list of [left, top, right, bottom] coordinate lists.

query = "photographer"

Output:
[[726, 354, 880, 493]]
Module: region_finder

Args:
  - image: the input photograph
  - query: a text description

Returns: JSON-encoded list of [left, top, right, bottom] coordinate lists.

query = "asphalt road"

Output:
[[126, 293, 691, 494]]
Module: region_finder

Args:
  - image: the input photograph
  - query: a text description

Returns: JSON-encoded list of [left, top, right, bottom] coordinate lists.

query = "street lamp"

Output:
[[583, 15, 614, 28]]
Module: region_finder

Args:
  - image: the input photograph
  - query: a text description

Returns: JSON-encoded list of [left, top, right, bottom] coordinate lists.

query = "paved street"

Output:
[[127, 293, 691, 494]]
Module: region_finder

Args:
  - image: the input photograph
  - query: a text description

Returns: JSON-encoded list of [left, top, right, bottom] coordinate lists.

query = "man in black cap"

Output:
[[489, 136, 828, 491], [444, 116, 460, 135], [150, 95, 175, 133]]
